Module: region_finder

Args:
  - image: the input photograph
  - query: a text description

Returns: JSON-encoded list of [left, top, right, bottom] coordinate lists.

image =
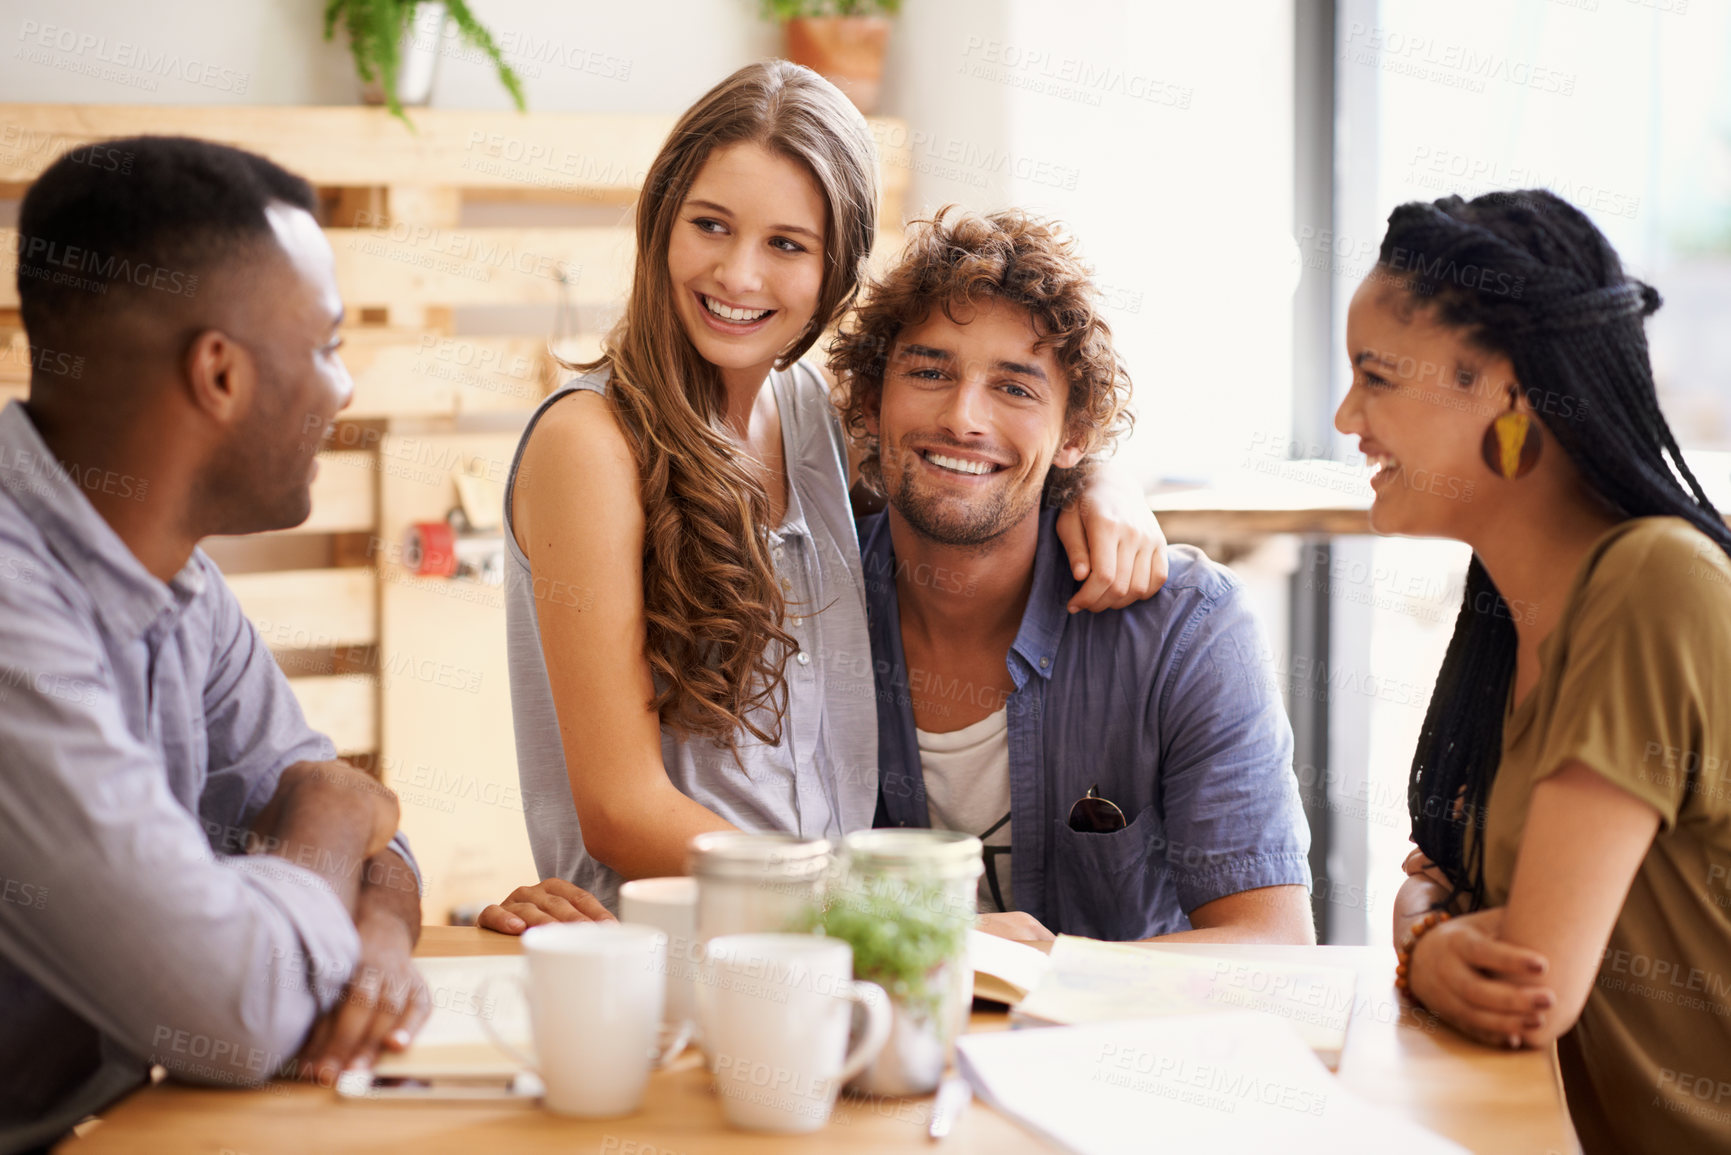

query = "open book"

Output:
[[1011, 936, 1358, 1069], [968, 929, 1054, 1004]]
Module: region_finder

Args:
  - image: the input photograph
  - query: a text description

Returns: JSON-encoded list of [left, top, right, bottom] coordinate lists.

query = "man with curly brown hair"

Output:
[[831, 208, 1314, 943]]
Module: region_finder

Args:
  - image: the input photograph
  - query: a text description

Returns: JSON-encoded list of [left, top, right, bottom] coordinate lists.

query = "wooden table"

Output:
[[1147, 472, 1373, 541], [1146, 448, 1731, 541], [60, 927, 1578, 1154]]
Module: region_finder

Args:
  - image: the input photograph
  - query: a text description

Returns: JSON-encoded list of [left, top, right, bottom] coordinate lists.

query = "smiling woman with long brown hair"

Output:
[[477, 61, 1168, 926], [1338, 189, 1731, 1153]]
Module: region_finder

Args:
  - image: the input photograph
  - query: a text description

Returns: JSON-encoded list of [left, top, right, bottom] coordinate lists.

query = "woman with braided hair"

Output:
[[1337, 189, 1731, 1152]]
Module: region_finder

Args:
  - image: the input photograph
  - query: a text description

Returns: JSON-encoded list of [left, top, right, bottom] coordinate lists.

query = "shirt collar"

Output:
[[861, 504, 1072, 684], [1008, 507, 1073, 682], [766, 368, 811, 543], [0, 400, 203, 643]]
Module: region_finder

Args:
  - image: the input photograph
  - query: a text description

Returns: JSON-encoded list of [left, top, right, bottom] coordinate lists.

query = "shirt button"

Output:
[[791, 615, 803, 625], [1039, 656, 1050, 668], [796, 651, 811, 666]]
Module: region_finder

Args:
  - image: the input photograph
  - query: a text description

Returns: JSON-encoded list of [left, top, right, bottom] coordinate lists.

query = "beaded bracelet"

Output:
[[1394, 909, 1452, 998]]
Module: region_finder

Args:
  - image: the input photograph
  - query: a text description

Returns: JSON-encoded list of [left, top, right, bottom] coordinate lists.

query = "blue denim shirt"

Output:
[[862, 508, 1310, 941]]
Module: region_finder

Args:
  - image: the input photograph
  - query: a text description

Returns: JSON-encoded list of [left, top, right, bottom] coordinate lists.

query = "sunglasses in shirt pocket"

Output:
[[1049, 803, 1168, 941]]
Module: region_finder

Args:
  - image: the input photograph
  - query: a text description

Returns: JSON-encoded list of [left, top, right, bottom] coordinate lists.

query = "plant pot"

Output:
[[783, 16, 890, 114], [359, 1, 447, 109], [846, 960, 973, 1097]]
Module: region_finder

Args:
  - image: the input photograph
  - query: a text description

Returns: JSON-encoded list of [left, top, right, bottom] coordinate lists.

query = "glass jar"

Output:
[[687, 832, 831, 941], [831, 830, 983, 1097]]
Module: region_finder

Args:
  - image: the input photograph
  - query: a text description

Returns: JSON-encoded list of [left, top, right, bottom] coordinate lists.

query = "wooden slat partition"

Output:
[[289, 673, 379, 756], [295, 451, 378, 535], [0, 224, 911, 311], [0, 107, 674, 193], [1, 326, 32, 405], [0, 105, 911, 215], [341, 329, 553, 418], [228, 568, 378, 651], [327, 225, 627, 309]]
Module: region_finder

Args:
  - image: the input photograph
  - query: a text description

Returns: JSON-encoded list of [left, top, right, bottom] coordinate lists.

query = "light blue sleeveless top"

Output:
[[503, 361, 879, 912]]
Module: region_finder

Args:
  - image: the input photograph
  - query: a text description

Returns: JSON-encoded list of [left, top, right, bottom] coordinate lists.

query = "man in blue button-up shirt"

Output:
[[0, 137, 428, 1152], [831, 208, 1313, 944]]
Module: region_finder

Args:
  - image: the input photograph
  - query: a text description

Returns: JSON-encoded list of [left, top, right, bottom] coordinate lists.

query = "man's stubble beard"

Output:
[[200, 359, 316, 536], [883, 444, 1041, 549]]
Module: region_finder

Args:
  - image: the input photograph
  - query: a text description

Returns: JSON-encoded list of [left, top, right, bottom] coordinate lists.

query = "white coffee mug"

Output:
[[479, 922, 685, 1117], [699, 933, 891, 1134], [619, 877, 701, 1037]]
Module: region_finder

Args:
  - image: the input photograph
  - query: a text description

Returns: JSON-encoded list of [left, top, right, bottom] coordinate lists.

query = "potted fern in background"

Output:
[[324, 0, 526, 126], [762, 0, 901, 114]]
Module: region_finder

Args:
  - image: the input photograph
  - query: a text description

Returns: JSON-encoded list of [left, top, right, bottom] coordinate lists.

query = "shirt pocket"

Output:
[[1050, 803, 1175, 941]]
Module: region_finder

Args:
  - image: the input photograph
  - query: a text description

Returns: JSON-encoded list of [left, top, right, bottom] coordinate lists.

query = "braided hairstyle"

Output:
[[1383, 190, 1731, 909]]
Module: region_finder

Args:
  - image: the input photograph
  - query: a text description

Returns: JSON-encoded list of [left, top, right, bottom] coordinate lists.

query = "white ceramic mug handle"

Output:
[[475, 973, 539, 1072], [835, 980, 892, 1085], [652, 1018, 695, 1070]]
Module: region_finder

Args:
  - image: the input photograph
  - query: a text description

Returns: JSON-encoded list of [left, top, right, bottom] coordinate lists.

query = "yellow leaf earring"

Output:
[[1480, 384, 1541, 480]]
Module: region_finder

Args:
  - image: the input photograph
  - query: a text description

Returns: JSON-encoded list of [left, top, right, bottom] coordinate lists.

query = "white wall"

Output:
[[3, 0, 356, 105], [430, 0, 778, 114], [879, 0, 1297, 488], [0, 0, 777, 111]]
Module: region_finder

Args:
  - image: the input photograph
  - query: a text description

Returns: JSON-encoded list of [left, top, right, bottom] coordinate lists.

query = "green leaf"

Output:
[[443, 0, 528, 112], [759, 0, 901, 19], [323, 0, 529, 130], [798, 875, 969, 1023]]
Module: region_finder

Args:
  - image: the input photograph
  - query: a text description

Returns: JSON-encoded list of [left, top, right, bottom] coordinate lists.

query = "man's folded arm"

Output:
[[196, 554, 423, 904], [0, 606, 369, 1089]]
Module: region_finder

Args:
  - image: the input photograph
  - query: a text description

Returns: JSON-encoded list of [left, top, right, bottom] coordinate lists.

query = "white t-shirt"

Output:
[[917, 706, 1012, 913]]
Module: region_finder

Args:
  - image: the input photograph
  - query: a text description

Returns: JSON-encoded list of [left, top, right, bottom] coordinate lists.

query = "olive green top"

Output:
[[1482, 516, 1731, 1155]]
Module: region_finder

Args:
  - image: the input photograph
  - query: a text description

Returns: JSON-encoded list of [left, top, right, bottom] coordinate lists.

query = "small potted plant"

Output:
[[761, 0, 901, 114], [324, 0, 526, 126], [802, 872, 971, 1096]]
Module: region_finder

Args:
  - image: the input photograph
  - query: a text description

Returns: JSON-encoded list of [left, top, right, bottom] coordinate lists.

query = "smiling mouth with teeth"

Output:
[[1367, 453, 1402, 485], [701, 294, 773, 324], [923, 449, 1003, 476]]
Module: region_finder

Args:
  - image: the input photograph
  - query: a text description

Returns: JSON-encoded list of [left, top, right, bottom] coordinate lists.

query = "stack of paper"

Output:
[[1014, 937, 1357, 1068], [957, 1013, 1465, 1155]]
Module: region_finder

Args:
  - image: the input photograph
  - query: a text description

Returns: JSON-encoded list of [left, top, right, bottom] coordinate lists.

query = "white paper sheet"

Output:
[[956, 1012, 1468, 1155], [1014, 936, 1357, 1066]]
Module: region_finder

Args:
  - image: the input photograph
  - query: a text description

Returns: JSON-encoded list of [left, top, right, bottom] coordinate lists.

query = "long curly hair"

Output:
[[567, 61, 878, 751], [1383, 190, 1731, 909], [827, 206, 1133, 507]]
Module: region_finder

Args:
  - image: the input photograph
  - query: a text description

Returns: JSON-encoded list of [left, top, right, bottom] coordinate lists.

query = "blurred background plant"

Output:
[[760, 0, 902, 16], [759, 0, 902, 113], [324, 0, 526, 125]]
